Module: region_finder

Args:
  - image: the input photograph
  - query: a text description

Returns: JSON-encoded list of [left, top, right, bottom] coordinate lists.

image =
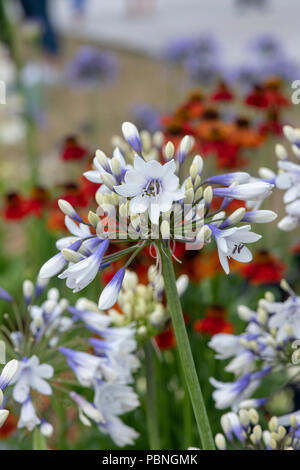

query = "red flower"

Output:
[[3, 193, 34, 221], [240, 250, 286, 285], [194, 316, 234, 336], [193, 306, 234, 336], [61, 136, 88, 161], [211, 82, 234, 102], [155, 327, 176, 350], [245, 86, 270, 109], [0, 413, 17, 438], [56, 183, 88, 208]]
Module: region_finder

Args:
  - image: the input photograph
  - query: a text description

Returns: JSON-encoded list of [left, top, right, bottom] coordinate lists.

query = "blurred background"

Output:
[[1, 0, 300, 450]]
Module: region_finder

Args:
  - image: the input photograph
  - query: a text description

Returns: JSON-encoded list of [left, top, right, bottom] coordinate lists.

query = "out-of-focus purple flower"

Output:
[[248, 34, 283, 58], [130, 104, 162, 133], [67, 46, 119, 88], [163, 34, 220, 65], [184, 55, 222, 85]]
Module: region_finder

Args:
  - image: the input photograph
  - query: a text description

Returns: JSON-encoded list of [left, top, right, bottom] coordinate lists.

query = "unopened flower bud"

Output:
[[194, 187, 203, 202], [184, 187, 194, 204], [275, 144, 288, 160], [163, 141, 175, 160], [258, 167, 276, 179], [23, 280, 34, 304], [283, 126, 297, 143], [268, 416, 278, 432], [101, 173, 117, 191], [88, 211, 100, 227], [215, 433, 226, 450], [239, 409, 250, 427], [292, 144, 300, 158], [203, 186, 213, 206], [160, 220, 170, 239], [95, 150, 108, 168], [249, 408, 259, 425], [62, 248, 81, 263], [237, 305, 253, 321], [111, 157, 121, 176]]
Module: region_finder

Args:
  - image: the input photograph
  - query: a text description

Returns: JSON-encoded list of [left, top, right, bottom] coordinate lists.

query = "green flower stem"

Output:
[[158, 241, 215, 450], [144, 341, 160, 450]]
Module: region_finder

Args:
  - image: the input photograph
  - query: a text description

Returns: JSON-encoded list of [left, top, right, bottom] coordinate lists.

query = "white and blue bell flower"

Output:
[[70, 391, 104, 426], [114, 155, 185, 225], [121, 122, 142, 153], [59, 347, 104, 387], [267, 295, 300, 341], [98, 268, 125, 310], [208, 333, 242, 360], [58, 239, 109, 293], [22, 280, 34, 306], [39, 239, 82, 279], [224, 351, 256, 376], [40, 419, 54, 437], [94, 382, 140, 417], [0, 286, 13, 302], [58, 199, 83, 224], [221, 412, 245, 443], [10, 356, 53, 403], [210, 368, 271, 410], [89, 324, 137, 354], [207, 172, 250, 186], [0, 359, 18, 392], [17, 395, 41, 431], [209, 224, 261, 275], [238, 398, 268, 409], [99, 415, 139, 448], [55, 216, 92, 251], [10, 331, 23, 350], [241, 210, 277, 224], [84, 147, 127, 186], [213, 181, 274, 201], [68, 305, 111, 333], [35, 275, 49, 298], [177, 135, 195, 165]]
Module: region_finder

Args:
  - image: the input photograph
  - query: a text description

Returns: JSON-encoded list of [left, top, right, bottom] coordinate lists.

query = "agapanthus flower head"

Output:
[[67, 46, 119, 88], [209, 280, 300, 413], [212, 409, 300, 450], [38, 121, 276, 313], [0, 276, 141, 446]]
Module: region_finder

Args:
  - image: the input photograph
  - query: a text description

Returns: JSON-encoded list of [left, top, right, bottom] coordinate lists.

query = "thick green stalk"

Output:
[[144, 341, 160, 450], [159, 242, 215, 450]]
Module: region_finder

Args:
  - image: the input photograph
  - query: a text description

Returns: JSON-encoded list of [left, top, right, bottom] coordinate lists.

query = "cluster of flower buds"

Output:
[[107, 268, 188, 340], [258, 125, 300, 231], [39, 121, 276, 309], [214, 410, 300, 450], [209, 280, 300, 410]]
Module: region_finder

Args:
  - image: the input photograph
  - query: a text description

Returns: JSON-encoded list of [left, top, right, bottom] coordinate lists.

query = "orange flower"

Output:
[[227, 117, 264, 148], [180, 250, 222, 282]]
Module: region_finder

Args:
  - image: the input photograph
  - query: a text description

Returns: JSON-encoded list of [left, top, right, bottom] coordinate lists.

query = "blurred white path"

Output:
[[52, 0, 300, 64]]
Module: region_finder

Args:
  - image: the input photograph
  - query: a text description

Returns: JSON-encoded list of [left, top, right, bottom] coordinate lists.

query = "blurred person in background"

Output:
[[18, 0, 60, 56]]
